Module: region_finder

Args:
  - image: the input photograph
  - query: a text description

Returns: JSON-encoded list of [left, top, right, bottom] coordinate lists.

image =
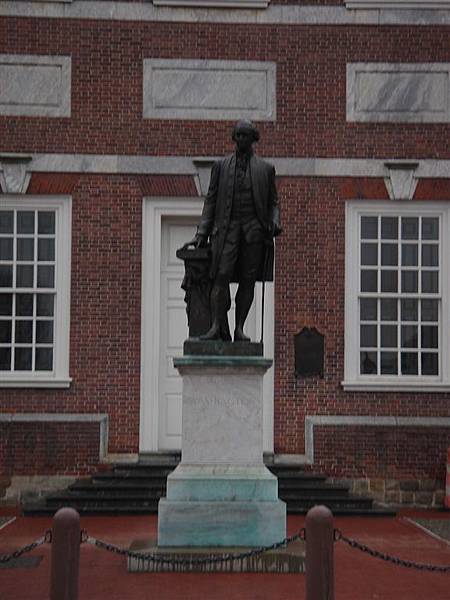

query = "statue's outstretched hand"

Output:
[[182, 233, 208, 249]]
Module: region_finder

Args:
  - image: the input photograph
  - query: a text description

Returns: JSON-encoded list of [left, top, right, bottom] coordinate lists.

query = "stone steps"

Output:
[[22, 457, 396, 517]]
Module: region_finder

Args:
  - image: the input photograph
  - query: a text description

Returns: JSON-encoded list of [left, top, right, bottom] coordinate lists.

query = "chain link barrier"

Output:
[[0, 530, 52, 564], [83, 528, 306, 567], [334, 529, 450, 573], [2, 526, 450, 573]]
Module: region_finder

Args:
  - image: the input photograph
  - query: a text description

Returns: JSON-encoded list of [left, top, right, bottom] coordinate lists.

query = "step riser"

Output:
[[22, 460, 396, 518], [45, 500, 160, 509]]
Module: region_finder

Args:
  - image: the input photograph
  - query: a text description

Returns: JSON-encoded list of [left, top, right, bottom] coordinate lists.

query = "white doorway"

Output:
[[140, 197, 275, 453], [158, 216, 196, 449]]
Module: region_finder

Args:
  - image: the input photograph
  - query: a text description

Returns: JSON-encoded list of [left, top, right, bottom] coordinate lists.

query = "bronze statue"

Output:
[[184, 120, 281, 342]]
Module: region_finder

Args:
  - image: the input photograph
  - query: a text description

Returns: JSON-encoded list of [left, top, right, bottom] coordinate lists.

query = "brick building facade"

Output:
[[0, 0, 449, 507]]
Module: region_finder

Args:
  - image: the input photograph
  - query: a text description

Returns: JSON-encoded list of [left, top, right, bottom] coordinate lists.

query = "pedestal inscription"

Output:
[[182, 373, 263, 465]]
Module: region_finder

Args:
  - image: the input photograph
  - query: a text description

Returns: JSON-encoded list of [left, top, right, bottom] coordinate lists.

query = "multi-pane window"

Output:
[[0, 198, 71, 387], [359, 215, 440, 377], [345, 202, 449, 390], [0, 210, 56, 371]]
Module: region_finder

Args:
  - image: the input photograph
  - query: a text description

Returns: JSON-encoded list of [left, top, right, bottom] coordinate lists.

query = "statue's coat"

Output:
[[196, 153, 280, 281]]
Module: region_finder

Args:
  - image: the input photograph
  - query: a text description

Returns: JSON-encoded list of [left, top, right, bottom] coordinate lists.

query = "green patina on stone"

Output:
[[174, 355, 273, 369], [184, 339, 263, 356]]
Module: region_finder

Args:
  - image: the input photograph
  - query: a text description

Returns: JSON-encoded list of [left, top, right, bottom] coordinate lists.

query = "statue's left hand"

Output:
[[269, 223, 283, 237], [182, 233, 208, 249]]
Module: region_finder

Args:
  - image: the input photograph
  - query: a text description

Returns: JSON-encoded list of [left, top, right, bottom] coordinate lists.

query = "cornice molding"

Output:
[[2, 1, 450, 26], [7, 153, 450, 180]]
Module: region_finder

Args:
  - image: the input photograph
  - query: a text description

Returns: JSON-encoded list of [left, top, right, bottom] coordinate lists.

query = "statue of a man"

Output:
[[186, 120, 281, 341]]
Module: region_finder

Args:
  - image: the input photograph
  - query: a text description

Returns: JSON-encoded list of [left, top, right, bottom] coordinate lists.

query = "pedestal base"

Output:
[[158, 497, 286, 547], [166, 464, 278, 501], [128, 537, 305, 573], [157, 355, 286, 548]]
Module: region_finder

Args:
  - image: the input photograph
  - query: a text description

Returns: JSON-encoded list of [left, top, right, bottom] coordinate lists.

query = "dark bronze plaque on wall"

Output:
[[294, 327, 324, 378]]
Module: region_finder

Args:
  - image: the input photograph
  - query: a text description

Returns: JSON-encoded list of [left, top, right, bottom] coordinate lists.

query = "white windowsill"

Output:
[[342, 380, 450, 392], [346, 1, 450, 8], [0, 377, 72, 388], [152, 0, 270, 6]]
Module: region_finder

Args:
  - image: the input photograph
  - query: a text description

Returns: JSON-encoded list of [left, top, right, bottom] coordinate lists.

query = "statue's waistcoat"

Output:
[[231, 157, 256, 222]]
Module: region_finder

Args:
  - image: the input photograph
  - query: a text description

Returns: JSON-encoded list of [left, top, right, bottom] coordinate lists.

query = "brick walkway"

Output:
[[1, 509, 449, 599]]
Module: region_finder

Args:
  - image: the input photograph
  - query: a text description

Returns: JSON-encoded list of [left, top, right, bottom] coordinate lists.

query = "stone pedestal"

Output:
[[157, 355, 286, 547]]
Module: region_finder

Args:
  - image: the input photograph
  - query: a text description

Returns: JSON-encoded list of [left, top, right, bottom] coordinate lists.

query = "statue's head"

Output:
[[232, 120, 260, 153]]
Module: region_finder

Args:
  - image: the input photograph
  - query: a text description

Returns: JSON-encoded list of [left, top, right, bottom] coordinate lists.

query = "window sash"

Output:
[[344, 201, 450, 389], [0, 197, 71, 386]]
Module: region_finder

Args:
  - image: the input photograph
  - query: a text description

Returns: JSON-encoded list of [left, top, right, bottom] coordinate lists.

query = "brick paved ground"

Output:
[[0, 509, 449, 600]]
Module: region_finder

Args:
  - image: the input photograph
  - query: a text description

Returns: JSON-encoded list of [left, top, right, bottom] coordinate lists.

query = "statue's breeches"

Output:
[[216, 218, 265, 283]]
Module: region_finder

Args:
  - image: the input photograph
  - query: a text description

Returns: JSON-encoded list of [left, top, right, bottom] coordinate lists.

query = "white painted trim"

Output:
[[342, 382, 450, 391], [0, 378, 72, 387], [344, 200, 450, 389], [277, 415, 450, 465], [0, 413, 109, 460], [346, 1, 450, 8], [140, 196, 275, 453], [5, 154, 450, 180], [0, 195, 72, 388], [2, 2, 450, 25], [153, 0, 269, 7], [140, 198, 203, 453]]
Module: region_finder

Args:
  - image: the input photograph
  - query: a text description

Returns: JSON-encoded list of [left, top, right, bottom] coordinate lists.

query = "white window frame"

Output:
[[152, 0, 270, 8], [343, 200, 450, 392], [346, 1, 450, 9], [0, 195, 72, 388]]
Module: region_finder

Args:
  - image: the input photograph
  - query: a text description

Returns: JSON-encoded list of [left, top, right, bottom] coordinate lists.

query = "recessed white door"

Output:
[[140, 198, 274, 454], [159, 217, 197, 449]]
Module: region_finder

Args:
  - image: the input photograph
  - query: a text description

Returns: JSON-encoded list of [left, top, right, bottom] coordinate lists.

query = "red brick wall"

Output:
[[2, 173, 447, 480], [313, 426, 449, 481], [0, 421, 100, 476], [1, 18, 450, 158], [1, 14, 450, 480], [1, 175, 143, 458], [0, 171, 449, 478], [274, 177, 450, 462]]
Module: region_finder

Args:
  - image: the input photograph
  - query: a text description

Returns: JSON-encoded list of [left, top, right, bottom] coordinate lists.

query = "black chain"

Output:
[[83, 528, 305, 566], [335, 530, 450, 573], [5, 525, 447, 574], [0, 530, 52, 564]]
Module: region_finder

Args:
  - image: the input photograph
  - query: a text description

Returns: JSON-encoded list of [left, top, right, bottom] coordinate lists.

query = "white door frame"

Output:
[[140, 196, 274, 453]]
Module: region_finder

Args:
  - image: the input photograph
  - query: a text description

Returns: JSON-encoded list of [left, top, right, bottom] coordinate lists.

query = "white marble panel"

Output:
[[181, 371, 264, 465], [167, 306, 187, 349], [166, 393, 182, 436], [347, 63, 450, 123], [0, 55, 71, 117], [143, 59, 276, 121]]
